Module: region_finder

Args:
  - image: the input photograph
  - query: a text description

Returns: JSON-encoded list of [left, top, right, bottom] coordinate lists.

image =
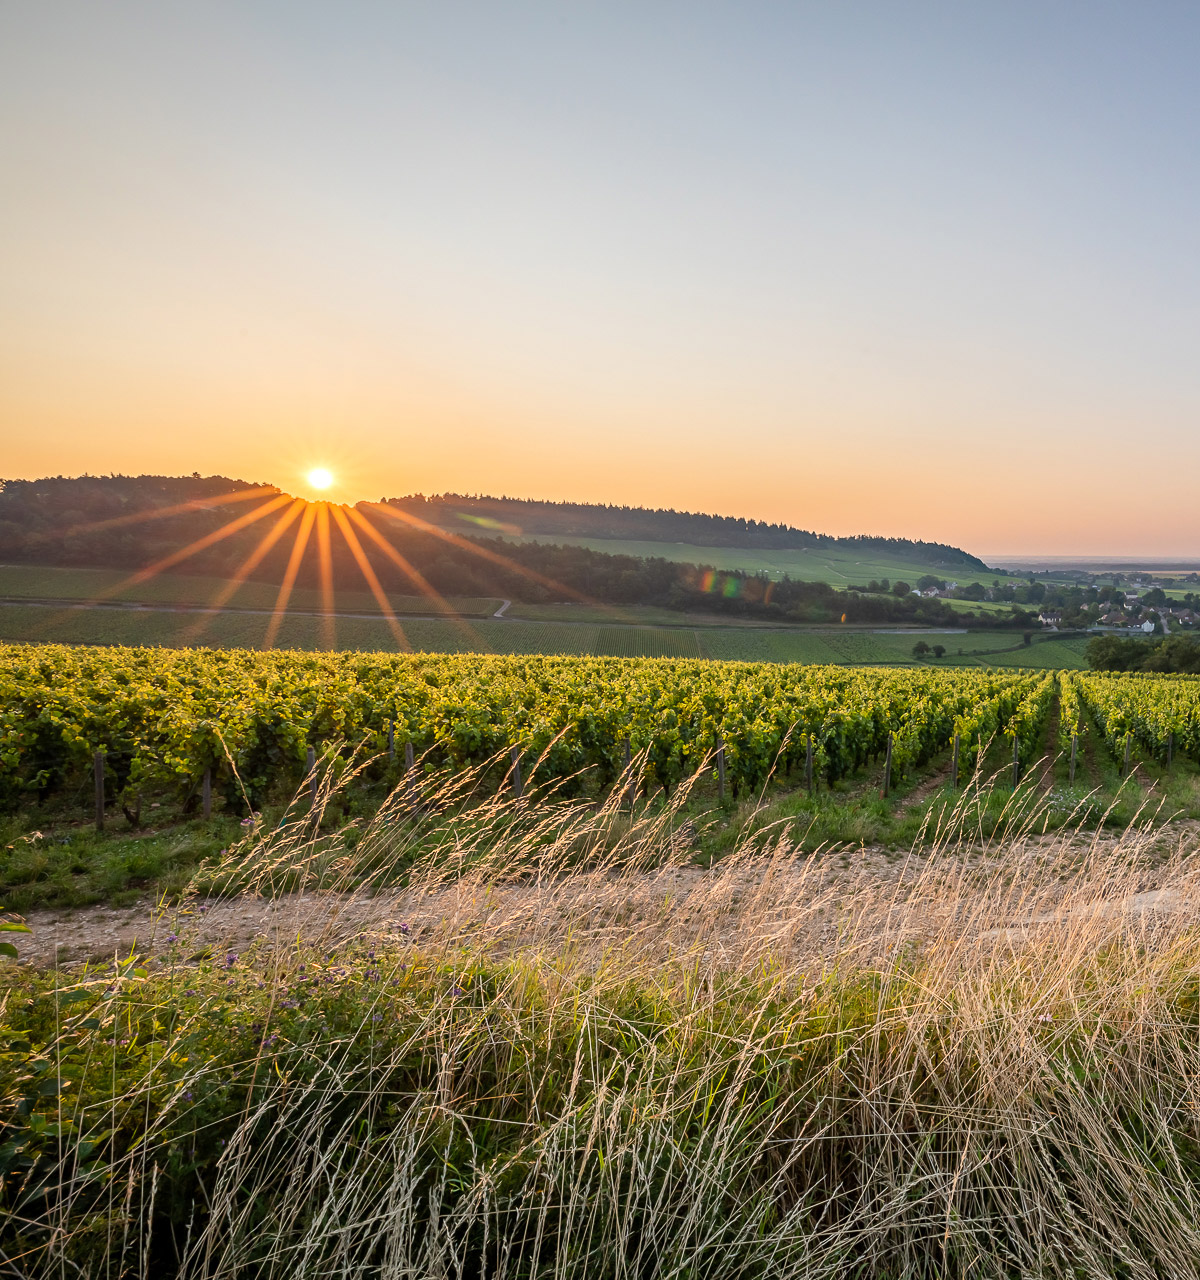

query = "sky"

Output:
[[2, 2, 1198, 556]]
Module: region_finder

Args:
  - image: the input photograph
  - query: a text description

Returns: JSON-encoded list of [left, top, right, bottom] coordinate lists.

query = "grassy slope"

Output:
[[502, 532, 990, 585]]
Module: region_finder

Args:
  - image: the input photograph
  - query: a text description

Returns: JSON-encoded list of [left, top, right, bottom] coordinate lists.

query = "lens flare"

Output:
[[307, 468, 333, 491]]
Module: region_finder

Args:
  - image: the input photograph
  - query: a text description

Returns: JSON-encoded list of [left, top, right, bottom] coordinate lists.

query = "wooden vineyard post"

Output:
[[951, 733, 960, 790], [387, 721, 395, 764], [1123, 733, 1132, 777], [510, 746, 523, 800], [622, 737, 635, 809], [93, 751, 106, 832], [1069, 734, 1077, 785], [1012, 734, 1021, 788], [880, 733, 893, 799], [805, 733, 814, 796], [1167, 733, 1174, 768], [307, 746, 318, 809], [202, 767, 212, 820], [716, 734, 727, 802]]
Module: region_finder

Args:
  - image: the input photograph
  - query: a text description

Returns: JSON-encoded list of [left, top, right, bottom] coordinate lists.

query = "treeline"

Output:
[[0, 475, 1019, 628], [1086, 634, 1200, 674], [388, 492, 989, 570]]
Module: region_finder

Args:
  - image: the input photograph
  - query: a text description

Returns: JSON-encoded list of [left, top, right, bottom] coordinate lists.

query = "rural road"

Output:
[[493, 599, 512, 618]]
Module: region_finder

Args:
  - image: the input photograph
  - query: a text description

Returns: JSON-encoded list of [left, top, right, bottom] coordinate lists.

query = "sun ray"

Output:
[[346, 506, 489, 648], [264, 501, 318, 649], [315, 502, 337, 651], [39, 485, 280, 544], [122, 494, 293, 587], [329, 504, 412, 651], [366, 501, 621, 614], [181, 498, 306, 642], [23, 492, 294, 643], [344, 507, 450, 605]]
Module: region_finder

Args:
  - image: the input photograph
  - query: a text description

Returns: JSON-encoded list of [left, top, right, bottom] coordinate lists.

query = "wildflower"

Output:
[[398, 922, 411, 936], [165, 933, 178, 944], [450, 984, 465, 998], [182, 1090, 193, 1102], [1038, 1013, 1053, 1022]]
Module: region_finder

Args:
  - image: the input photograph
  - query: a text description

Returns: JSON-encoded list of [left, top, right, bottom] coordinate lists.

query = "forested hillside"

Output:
[[387, 492, 989, 570], [0, 474, 1009, 627]]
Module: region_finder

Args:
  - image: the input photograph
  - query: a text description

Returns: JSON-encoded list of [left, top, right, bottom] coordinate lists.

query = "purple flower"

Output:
[[182, 1090, 193, 1102], [450, 984, 465, 998], [398, 922, 411, 936], [165, 933, 178, 944]]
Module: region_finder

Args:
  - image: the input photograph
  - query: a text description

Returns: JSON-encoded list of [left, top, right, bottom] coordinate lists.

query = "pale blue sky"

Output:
[[2, 3, 1198, 553]]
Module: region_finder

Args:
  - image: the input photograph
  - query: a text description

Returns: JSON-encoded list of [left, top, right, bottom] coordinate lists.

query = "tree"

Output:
[[893, 581, 912, 597], [916, 574, 945, 592], [912, 640, 931, 658], [932, 644, 946, 658], [1022, 631, 1033, 646]]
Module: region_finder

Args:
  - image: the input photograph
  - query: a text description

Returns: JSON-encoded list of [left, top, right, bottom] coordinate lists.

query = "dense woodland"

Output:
[[0, 475, 1025, 627], [1086, 634, 1200, 673], [387, 492, 989, 569]]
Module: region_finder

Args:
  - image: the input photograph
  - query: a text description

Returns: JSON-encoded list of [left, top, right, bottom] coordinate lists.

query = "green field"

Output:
[[503, 533, 991, 586], [0, 599, 1088, 668], [0, 564, 498, 617]]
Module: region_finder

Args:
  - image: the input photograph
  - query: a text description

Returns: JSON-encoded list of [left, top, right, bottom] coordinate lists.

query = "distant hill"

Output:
[[0, 474, 1015, 629], [387, 493, 989, 572]]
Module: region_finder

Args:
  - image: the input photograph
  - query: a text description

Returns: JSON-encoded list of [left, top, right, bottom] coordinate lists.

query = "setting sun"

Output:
[[306, 468, 333, 491]]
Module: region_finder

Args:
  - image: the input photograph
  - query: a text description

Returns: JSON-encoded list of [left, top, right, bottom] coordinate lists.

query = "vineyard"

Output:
[[0, 643, 1074, 814], [1061, 670, 1200, 766], [3, 643, 1199, 827]]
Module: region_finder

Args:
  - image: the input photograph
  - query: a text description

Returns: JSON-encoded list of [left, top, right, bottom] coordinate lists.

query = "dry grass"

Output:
[[3, 759, 1200, 1278]]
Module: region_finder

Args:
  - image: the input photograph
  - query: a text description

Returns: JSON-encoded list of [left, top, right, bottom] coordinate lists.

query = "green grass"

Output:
[[503, 532, 988, 585], [0, 599, 1086, 667], [0, 564, 498, 617], [940, 595, 1018, 615]]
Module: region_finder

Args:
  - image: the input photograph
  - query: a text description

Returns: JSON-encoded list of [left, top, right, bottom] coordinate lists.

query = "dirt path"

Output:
[[13, 820, 1200, 972]]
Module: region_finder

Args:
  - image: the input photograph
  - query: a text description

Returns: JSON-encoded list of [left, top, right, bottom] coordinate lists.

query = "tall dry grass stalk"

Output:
[[5, 758, 1200, 1278]]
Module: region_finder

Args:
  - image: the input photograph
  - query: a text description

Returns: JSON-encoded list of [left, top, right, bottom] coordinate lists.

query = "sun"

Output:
[[306, 468, 334, 492]]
